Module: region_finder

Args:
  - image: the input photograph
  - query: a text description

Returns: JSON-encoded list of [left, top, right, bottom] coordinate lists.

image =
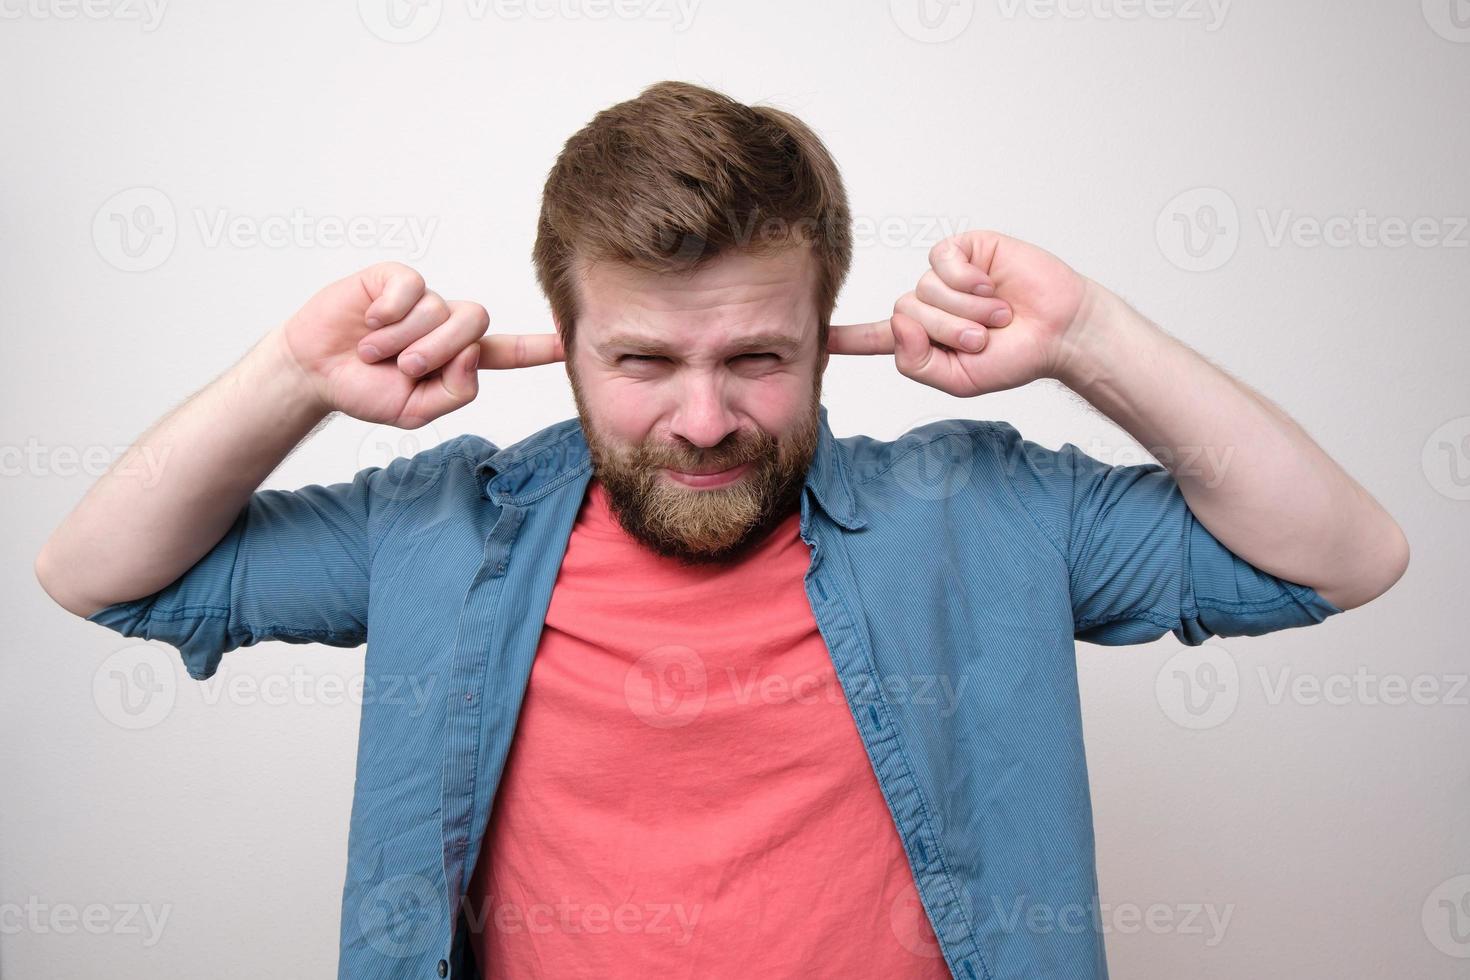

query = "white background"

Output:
[[3, 0, 1467, 977]]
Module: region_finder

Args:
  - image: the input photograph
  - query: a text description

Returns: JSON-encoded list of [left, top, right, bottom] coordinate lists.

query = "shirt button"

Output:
[[437, 959, 448, 977]]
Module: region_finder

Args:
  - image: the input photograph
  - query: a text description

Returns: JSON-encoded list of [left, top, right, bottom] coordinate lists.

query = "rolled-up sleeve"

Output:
[[84, 441, 454, 680], [986, 421, 1343, 646]]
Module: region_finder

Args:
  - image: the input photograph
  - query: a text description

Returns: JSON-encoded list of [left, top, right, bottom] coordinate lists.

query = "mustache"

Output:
[[631, 429, 779, 471]]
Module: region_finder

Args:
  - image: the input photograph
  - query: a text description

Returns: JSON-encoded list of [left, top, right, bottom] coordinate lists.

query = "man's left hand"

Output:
[[828, 230, 1092, 396]]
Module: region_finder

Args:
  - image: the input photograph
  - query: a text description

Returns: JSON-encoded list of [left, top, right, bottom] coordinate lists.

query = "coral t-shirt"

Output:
[[464, 478, 951, 978]]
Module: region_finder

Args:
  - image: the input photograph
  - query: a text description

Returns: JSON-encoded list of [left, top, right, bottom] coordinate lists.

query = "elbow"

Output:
[[34, 542, 63, 611], [1381, 520, 1411, 594], [1369, 518, 1411, 602], [1320, 519, 1410, 612], [34, 541, 102, 620], [34, 541, 58, 605]]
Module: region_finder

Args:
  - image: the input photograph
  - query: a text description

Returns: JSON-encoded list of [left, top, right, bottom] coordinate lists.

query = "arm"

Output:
[[35, 327, 330, 618], [1051, 280, 1410, 611], [35, 261, 542, 621], [828, 229, 1409, 614]]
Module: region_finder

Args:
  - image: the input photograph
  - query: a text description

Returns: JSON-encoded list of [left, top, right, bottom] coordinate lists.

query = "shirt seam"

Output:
[[125, 603, 361, 645], [849, 429, 969, 489], [367, 446, 469, 567], [481, 425, 591, 506], [977, 422, 1071, 564], [1073, 606, 1179, 633], [1073, 586, 1321, 633], [1195, 586, 1322, 614]]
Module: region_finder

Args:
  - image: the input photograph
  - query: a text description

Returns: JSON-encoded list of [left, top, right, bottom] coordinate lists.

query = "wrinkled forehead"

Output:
[[572, 247, 820, 354]]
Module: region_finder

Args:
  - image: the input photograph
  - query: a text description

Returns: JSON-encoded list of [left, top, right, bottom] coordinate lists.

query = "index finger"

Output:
[[477, 333, 565, 369], [827, 319, 897, 355]]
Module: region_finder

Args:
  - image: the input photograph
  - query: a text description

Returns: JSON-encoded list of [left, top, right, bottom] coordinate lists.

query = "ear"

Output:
[[554, 317, 576, 379]]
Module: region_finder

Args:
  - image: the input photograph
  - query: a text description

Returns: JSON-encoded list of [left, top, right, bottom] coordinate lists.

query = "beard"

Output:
[[568, 372, 821, 566]]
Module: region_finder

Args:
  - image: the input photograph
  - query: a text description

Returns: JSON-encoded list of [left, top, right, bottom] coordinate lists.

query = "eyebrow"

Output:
[[597, 332, 803, 358]]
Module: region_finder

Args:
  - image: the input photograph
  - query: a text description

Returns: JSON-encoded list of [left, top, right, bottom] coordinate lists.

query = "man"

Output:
[[37, 81, 1408, 979]]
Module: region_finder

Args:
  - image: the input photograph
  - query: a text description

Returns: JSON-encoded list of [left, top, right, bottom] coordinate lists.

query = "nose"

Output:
[[668, 373, 740, 449]]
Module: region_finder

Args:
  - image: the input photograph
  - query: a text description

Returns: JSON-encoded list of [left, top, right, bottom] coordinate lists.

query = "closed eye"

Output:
[[618, 353, 779, 364]]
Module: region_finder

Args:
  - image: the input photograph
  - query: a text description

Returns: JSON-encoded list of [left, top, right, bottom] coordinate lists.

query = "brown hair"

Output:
[[532, 80, 852, 356]]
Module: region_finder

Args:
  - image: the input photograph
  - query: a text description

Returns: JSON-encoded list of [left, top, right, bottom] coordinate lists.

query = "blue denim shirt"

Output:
[[84, 404, 1342, 979]]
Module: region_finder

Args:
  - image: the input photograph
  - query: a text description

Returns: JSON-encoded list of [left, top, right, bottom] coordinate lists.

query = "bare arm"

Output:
[[35, 261, 568, 621], [35, 327, 331, 618], [1052, 280, 1410, 612], [830, 229, 1409, 613]]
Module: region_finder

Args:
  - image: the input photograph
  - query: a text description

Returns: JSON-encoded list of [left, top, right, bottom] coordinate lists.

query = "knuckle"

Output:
[[401, 266, 427, 291], [386, 266, 426, 299], [460, 301, 490, 331], [929, 234, 961, 264], [423, 292, 450, 321], [373, 260, 417, 284]]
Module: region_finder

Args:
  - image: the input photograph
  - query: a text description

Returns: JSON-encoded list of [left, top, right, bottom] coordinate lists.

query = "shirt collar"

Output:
[[473, 403, 865, 530]]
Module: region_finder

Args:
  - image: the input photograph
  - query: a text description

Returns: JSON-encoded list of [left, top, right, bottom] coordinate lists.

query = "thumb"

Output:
[[891, 312, 933, 376], [404, 344, 480, 426]]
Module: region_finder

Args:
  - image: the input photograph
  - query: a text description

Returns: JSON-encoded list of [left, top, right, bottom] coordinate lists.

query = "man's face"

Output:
[[564, 246, 827, 564]]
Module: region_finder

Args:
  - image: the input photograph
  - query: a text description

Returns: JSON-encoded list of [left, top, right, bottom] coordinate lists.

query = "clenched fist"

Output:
[[273, 261, 564, 428], [827, 230, 1092, 397]]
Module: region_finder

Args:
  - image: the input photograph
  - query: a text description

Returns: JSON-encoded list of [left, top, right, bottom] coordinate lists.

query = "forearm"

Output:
[[1051, 280, 1409, 610], [36, 327, 333, 618]]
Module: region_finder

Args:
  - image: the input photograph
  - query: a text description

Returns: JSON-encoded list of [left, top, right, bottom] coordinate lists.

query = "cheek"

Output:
[[736, 373, 814, 435], [581, 374, 664, 444], [578, 360, 815, 443]]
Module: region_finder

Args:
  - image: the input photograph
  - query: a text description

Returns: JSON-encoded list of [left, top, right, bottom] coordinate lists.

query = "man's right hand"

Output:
[[274, 261, 565, 428]]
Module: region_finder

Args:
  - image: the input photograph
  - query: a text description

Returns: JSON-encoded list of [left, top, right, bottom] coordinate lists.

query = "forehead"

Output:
[[573, 247, 819, 351]]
